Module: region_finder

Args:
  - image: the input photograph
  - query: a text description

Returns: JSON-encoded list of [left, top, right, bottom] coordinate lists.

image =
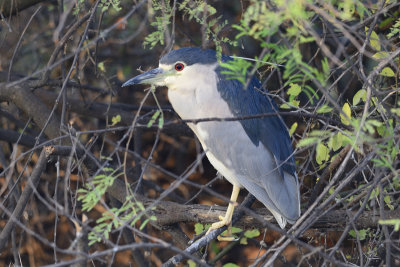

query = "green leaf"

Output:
[[223, 264, 240, 267], [280, 103, 291, 109], [309, 130, 331, 137], [299, 36, 315, 43], [103, 167, 115, 172], [316, 104, 333, 114], [297, 137, 319, 147], [367, 120, 383, 127], [329, 132, 343, 152], [369, 187, 379, 201], [372, 51, 388, 59], [380, 67, 395, 77], [100, 155, 113, 161], [221, 227, 242, 237], [303, 85, 319, 104], [321, 58, 330, 77], [244, 229, 260, 238], [348, 229, 356, 238], [339, 1, 355, 20], [328, 186, 335, 195], [379, 219, 400, 231], [147, 110, 161, 128], [369, 30, 381, 51], [358, 229, 368, 241], [377, 125, 386, 137], [111, 114, 121, 126], [349, 229, 368, 240], [194, 223, 204, 235], [231, 227, 243, 234], [289, 122, 297, 137], [220, 58, 252, 84], [316, 142, 329, 165], [240, 237, 248, 245], [139, 218, 150, 230], [391, 107, 400, 116], [290, 99, 300, 107], [158, 114, 164, 129], [287, 83, 301, 97], [364, 122, 374, 134], [340, 103, 351, 126], [353, 89, 366, 106], [387, 18, 400, 39], [98, 62, 105, 72], [137, 201, 145, 211], [187, 260, 196, 267], [384, 195, 394, 210]]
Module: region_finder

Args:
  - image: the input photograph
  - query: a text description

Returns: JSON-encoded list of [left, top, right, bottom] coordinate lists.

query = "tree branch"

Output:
[[0, 0, 46, 17], [0, 146, 51, 252], [0, 82, 62, 140], [106, 177, 398, 231]]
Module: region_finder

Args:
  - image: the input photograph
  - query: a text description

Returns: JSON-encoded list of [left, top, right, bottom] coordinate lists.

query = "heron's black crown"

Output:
[[160, 47, 227, 66]]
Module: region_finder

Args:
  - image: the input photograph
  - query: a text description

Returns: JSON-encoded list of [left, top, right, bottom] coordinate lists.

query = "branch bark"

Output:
[[0, 82, 61, 141], [107, 177, 398, 231], [0, 129, 44, 147], [0, 0, 46, 17]]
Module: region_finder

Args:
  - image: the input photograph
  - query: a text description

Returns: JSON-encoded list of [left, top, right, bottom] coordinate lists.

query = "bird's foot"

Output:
[[206, 216, 236, 241], [217, 224, 237, 242], [205, 185, 240, 241]]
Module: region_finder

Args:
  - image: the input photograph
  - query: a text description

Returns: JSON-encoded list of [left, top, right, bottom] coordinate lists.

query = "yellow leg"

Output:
[[206, 185, 240, 241]]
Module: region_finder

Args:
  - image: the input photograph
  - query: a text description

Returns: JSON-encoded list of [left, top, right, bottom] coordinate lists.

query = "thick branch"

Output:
[[107, 178, 398, 231], [0, 82, 61, 140], [0, 0, 46, 17], [0, 129, 45, 147]]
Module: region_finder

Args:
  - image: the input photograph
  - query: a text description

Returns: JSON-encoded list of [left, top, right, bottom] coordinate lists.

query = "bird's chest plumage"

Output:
[[167, 74, 234, 145], [167, 73, 230, 120]]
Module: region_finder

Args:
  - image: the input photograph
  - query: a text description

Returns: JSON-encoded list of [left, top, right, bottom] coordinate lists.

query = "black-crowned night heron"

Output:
[[123, 47, 300, 239]]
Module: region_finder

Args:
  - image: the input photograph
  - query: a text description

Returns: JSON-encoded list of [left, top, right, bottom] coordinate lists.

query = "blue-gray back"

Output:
[[215, 61, 296, 177]]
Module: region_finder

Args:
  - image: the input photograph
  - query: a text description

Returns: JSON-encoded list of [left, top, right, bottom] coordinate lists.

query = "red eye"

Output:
[[175, 63, 184, 71]]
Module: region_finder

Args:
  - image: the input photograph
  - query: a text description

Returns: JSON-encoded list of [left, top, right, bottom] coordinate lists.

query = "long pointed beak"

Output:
[[122, 67, 165, 87]]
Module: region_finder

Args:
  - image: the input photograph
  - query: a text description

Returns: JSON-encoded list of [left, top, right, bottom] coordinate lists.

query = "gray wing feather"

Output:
[[200, 121, 300, 223], [216, 67, 296, 177]]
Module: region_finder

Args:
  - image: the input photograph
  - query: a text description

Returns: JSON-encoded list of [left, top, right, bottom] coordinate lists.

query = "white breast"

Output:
[[166, 63, 244, 186]]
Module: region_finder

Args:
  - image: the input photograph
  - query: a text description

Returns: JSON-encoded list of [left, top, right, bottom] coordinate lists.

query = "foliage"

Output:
[[78, 168, 156, 245], [77, 167, 122, 211], [143, 0, 174, 47], [74, 0, 121, 14], [88, 196, 157, 245], [387, 18, 400, 39], [349, 228, 370, 241], [145, 0, 236, 55], [177, 0, 236, 57], [111, 114, 121, 126], [149, 85, 165, 128], [379, 219, 400, 231], [220, 57, 253, 85]]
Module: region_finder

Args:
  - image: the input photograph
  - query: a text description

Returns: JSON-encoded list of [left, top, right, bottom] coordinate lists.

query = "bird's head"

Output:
[[122, 47, 221, 91]]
